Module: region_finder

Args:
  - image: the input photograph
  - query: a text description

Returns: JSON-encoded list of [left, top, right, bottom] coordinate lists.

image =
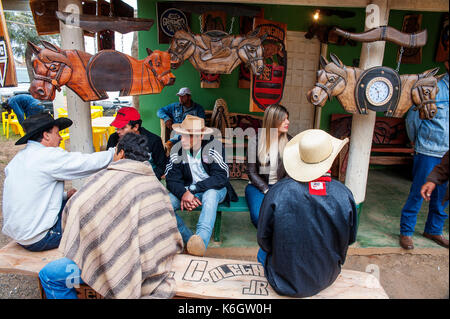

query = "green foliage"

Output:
[[4, 11, 60, 61]]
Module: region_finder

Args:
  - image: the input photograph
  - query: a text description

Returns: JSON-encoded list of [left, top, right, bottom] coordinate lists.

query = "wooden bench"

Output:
[[0, 241, 389, 299], [177, 196, 249, 242], [329, 114, 414, 182]]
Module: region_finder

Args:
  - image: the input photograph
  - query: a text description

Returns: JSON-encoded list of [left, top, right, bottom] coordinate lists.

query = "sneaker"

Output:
[[187, 235, 206, 256]]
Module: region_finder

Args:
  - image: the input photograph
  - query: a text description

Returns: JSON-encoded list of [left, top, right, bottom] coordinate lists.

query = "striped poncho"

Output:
[[59, 159, 183, 299]]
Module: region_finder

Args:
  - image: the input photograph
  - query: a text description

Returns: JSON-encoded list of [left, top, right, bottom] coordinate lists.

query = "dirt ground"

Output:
[[0, 135, 448, 299]]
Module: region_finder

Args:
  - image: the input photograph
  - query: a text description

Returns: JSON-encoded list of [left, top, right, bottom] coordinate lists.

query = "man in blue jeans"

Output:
[[2, 93, 44, 124], [164, 115, 238, 256], [400, 61, 449, 250], [157, 87, 205, 151]]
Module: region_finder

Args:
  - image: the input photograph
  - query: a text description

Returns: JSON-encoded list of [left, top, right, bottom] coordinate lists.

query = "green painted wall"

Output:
[[137, 0, 446, 135]]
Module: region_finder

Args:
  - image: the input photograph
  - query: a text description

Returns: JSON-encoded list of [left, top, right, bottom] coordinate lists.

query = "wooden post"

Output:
[[58, 0, 94, 188], [344, 0, 390, 204]]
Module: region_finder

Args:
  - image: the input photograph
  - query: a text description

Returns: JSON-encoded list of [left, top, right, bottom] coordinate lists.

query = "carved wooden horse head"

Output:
[[28, 41, 175, 102], [307, 53, 440, 119], [168, 28, 266, 76], [28, 41, 74, 101]]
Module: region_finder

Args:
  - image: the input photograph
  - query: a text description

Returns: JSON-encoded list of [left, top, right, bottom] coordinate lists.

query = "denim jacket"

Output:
[[157, 101, 205, 124], [406, 73, 449, 158]]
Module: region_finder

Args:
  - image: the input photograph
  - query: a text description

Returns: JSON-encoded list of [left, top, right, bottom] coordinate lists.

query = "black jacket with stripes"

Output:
[[164, 136, 238, 204]]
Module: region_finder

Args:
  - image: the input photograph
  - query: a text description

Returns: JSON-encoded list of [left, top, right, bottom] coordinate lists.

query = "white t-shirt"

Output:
[[187, 149, 210, 185]]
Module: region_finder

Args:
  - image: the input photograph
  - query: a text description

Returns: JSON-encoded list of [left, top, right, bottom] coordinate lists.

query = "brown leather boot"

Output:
[[399, 235, 414, 250], [423, 233, 449, 248]]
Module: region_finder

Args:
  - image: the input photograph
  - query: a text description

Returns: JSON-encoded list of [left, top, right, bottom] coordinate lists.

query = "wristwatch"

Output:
[[189, 184, 198, 194]]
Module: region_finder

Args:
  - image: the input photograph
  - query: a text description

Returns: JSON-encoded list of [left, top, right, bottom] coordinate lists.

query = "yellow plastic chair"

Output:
[[6, 113, 25, 139], [59, 128, 70, 150], [2, 111, 9, 135], [92, 127, 108, 152], [57, 108, 68, 118], [91, 105, 104, 119]]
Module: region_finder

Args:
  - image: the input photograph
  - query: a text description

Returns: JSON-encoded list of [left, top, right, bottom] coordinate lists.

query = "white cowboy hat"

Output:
[[172, 115, 214, 135], [283, 129, 349, 182]]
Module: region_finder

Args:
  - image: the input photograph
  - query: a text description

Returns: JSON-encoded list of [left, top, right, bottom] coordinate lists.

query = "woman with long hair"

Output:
[[245, 104, 291, 228]]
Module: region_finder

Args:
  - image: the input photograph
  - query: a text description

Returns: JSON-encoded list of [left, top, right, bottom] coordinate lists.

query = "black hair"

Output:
[[1, 101, 11, 112], [116, 132, 149, 162], [128, 119, 142, 130], [28, 126, 54, 143]]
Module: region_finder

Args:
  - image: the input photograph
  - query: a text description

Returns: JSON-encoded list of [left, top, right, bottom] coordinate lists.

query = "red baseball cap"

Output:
[[110, 107, 141, 129]]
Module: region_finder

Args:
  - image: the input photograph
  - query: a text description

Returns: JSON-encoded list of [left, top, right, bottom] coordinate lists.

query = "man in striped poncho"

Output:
[[38, 133, 183, 299]]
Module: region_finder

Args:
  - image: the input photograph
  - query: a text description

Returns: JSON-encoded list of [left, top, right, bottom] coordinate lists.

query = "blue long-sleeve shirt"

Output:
[[406, 73, 449, 158], [156, 101, 205, 124]]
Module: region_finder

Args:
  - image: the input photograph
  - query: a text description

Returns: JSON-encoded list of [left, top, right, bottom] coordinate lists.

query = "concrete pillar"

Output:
[[58, 0, 94, 188], [344, 0, 390, 204]]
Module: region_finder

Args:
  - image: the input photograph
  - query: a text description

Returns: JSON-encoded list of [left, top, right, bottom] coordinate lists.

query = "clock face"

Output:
[[366, 77, 393, 106]]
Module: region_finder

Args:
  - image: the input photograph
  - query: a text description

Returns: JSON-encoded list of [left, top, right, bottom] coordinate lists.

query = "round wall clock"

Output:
[[355, 66, 401, 115]]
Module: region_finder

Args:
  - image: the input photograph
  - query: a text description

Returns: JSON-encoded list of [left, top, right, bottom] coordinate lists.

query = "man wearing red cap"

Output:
[[106, 107, 167, 180]]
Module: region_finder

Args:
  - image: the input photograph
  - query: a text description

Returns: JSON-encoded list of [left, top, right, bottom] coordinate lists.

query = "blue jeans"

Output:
[[257, 248, 267, 266], [169, 187, 227, 247], [245, 184, 273, 228], [39, 257, 84, 299], [21, 199, 67, 252], [400, 153, 449, 236]]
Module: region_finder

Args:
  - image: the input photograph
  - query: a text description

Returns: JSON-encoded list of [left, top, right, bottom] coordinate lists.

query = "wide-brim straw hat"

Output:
[[172, 115, 214, 135], [283, 129, 349, 182]]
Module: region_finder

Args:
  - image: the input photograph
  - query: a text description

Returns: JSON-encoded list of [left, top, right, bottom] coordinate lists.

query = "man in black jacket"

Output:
[[106, 107, 167, 180], [165, 115, 238, 256], [257, 129, 357, 298]]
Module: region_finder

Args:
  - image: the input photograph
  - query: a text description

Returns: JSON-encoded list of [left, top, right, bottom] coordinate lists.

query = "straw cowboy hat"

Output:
[[172, 115, 214, 135], [283, 129, 349, 182], [15, 112, 72, 145]]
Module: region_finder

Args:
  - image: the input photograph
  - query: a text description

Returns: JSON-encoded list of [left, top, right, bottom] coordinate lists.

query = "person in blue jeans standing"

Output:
[[164, 115, 238, 256], [2, 93, 44, 124], [400, 61, 449, 250], [157, 87, 205, 152], [245, 104, 291, 228]]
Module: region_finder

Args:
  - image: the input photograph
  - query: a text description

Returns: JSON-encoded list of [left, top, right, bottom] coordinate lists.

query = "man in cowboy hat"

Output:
[[106, 107, 167, 180], [2, 112, 115, 252], [164, 115, 238, 256], [257, 129, 358, 298], [157, 87, 205, 152]]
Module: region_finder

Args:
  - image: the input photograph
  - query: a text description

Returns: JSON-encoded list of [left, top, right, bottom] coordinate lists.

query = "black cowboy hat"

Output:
[[15, 112, 72, 145]]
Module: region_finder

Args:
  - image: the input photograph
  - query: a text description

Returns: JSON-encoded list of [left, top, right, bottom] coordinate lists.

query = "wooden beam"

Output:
[[177, 0, 448, 12]]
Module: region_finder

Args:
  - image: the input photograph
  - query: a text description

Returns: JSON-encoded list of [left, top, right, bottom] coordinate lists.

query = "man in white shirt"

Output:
[[2, 112, 115, 252]]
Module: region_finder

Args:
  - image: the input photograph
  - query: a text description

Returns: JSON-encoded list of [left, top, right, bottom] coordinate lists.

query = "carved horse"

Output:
[[168, 28, 266, 76], [307, 53, 441, 119], [28, 41, 175, 102]]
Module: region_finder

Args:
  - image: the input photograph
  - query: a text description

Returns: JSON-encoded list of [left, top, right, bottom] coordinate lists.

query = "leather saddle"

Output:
[[198, 30, 234, 61]]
